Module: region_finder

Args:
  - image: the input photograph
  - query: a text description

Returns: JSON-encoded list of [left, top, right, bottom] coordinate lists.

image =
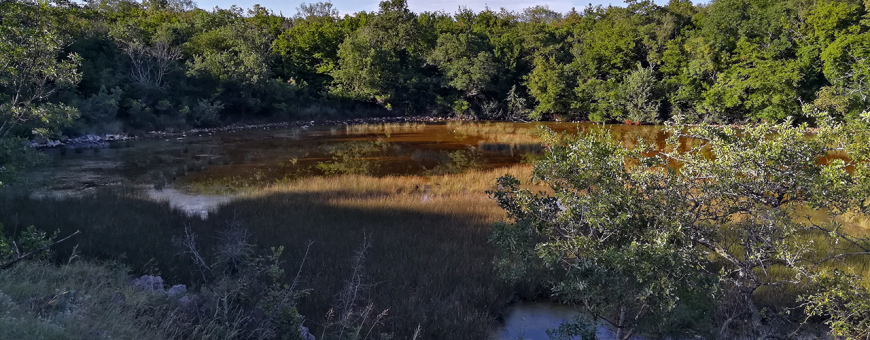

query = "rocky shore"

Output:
[[28, 116, 447, 149], [28, 133, 133, 149], [142, 115, 447, 138]]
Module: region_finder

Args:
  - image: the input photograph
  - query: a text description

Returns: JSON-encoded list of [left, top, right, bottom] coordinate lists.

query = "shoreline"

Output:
[[29, 115, 449, 149], [29, 115, 820, 149]]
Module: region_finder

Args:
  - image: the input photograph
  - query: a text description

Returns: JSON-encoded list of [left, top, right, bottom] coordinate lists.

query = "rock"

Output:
[[167, 284, 187, 297], [131, 275, 164, 292], [300, 326, 316, 340]]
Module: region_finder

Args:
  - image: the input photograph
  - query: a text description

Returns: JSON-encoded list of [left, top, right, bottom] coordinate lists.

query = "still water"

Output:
[[497, 302, 645, 340], [33, 121, 670, 198]]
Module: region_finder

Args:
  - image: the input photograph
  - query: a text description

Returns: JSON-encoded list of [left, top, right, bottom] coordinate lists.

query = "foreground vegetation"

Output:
[[491, 112, 870, 339]]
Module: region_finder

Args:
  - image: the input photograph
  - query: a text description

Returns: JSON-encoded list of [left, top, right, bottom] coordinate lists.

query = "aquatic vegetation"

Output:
[[447, 121, 542, 145], [345, 123, 426, 136], [426, 148, 482, 175], [316, 141, 389, 175]]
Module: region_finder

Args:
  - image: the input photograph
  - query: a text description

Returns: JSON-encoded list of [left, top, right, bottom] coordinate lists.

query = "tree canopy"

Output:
[[0, 0, 868, 133]]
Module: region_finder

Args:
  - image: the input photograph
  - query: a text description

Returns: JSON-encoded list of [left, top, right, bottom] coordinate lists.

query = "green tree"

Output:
[[0, 0, 81, 186], [820, 32, 870, 117], [490, 128, 716, 340], [185, 13, 272, 115], [427, 32, 497, 99], [526, 56, 575, 120], [330, 0, 432, 112], [702, 38, 803, 121], [491, 112, 870, 338], [0, 0, 81, 139], [272, 6, 357, 97], [803, 270, 870, 339]]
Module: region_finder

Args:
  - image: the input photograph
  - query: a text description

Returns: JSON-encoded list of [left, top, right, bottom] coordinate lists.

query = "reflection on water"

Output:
[[497, 302, 644, 340], [34, 122, 675, 196], [145, 187, 234, 219]]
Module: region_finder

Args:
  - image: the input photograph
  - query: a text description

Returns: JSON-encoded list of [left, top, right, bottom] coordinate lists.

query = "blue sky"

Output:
[[197, 0, 668, 16]]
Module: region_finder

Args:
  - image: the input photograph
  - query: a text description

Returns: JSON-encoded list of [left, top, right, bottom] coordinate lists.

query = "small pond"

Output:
[[496, 302, 644, 340], [31, 121, 672, 199]]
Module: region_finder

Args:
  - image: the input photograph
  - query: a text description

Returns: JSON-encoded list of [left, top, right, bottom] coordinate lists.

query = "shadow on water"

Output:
[[0, 187, 512, 339]]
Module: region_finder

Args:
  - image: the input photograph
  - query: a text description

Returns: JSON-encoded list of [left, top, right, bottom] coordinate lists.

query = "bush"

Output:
[[79, 86, 122, 122], [0, 137, 47, 187], [184, 99, 224, 127]]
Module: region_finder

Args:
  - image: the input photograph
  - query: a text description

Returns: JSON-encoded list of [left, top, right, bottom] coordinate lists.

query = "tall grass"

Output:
[[0, 165, 539, 339], [0, 261, 186, 340], [345, 123, 426, 136]]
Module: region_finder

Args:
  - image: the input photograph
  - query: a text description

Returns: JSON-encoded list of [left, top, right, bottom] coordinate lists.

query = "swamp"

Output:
[[4, 122, 668, 339]]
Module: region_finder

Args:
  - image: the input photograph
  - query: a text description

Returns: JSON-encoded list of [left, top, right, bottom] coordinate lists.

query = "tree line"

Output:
[[2, 0, 870, 137]]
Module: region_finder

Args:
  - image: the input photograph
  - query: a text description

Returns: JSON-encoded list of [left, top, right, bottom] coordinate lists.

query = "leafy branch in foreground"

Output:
[[490, 111, 870, 339], [175, 224, 310, 339], [0, 0, 81, 187], [0, 227, 78, 270], [0, 0, 80, 139]]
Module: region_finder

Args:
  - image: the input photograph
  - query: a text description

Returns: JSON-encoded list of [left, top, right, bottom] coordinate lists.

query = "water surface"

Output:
[[497, 302, 644, 340], [33, 122, 671, 197]]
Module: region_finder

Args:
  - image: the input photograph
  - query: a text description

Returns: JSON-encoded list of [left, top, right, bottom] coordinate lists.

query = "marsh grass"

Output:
[[315, 141, 389, 176], [447, 122, 542, 146], [0, 165, 540, 339], [345, 123, 426, 136]]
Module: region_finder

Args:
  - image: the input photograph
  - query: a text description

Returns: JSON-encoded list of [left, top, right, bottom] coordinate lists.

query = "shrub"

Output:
[[184, 99, 224, 127]]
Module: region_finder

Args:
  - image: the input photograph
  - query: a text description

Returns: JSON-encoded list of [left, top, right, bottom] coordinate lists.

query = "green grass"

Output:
[[0, 261, 180, 340]]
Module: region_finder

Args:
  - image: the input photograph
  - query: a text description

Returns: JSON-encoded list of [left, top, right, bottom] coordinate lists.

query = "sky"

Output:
[[197, 0, 668, 16]]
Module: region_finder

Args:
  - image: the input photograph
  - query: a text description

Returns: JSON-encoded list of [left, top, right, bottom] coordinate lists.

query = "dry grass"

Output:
[[345, 123, 427, 136], [720, 206, 870, 308], [446, 121, 542, 145], [257, 164, 536, 198]]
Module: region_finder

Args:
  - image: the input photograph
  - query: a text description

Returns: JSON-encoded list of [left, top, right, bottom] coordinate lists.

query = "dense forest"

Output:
[[2, 0, 870, 139]]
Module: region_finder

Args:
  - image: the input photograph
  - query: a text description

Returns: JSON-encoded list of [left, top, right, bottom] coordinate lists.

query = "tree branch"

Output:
[[0, 230, 81, 270]]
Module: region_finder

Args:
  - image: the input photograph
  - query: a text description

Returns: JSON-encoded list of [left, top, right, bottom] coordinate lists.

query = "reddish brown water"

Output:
[[34, 122, 677, 194]]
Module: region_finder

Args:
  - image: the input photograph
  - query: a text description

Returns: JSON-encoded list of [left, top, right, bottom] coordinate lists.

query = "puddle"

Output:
[[497, 302, 644, 340]]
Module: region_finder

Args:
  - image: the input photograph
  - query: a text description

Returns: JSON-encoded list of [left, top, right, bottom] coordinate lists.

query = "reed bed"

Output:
[[446, 121, 542, 145], [345, 123, 427, 136]]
